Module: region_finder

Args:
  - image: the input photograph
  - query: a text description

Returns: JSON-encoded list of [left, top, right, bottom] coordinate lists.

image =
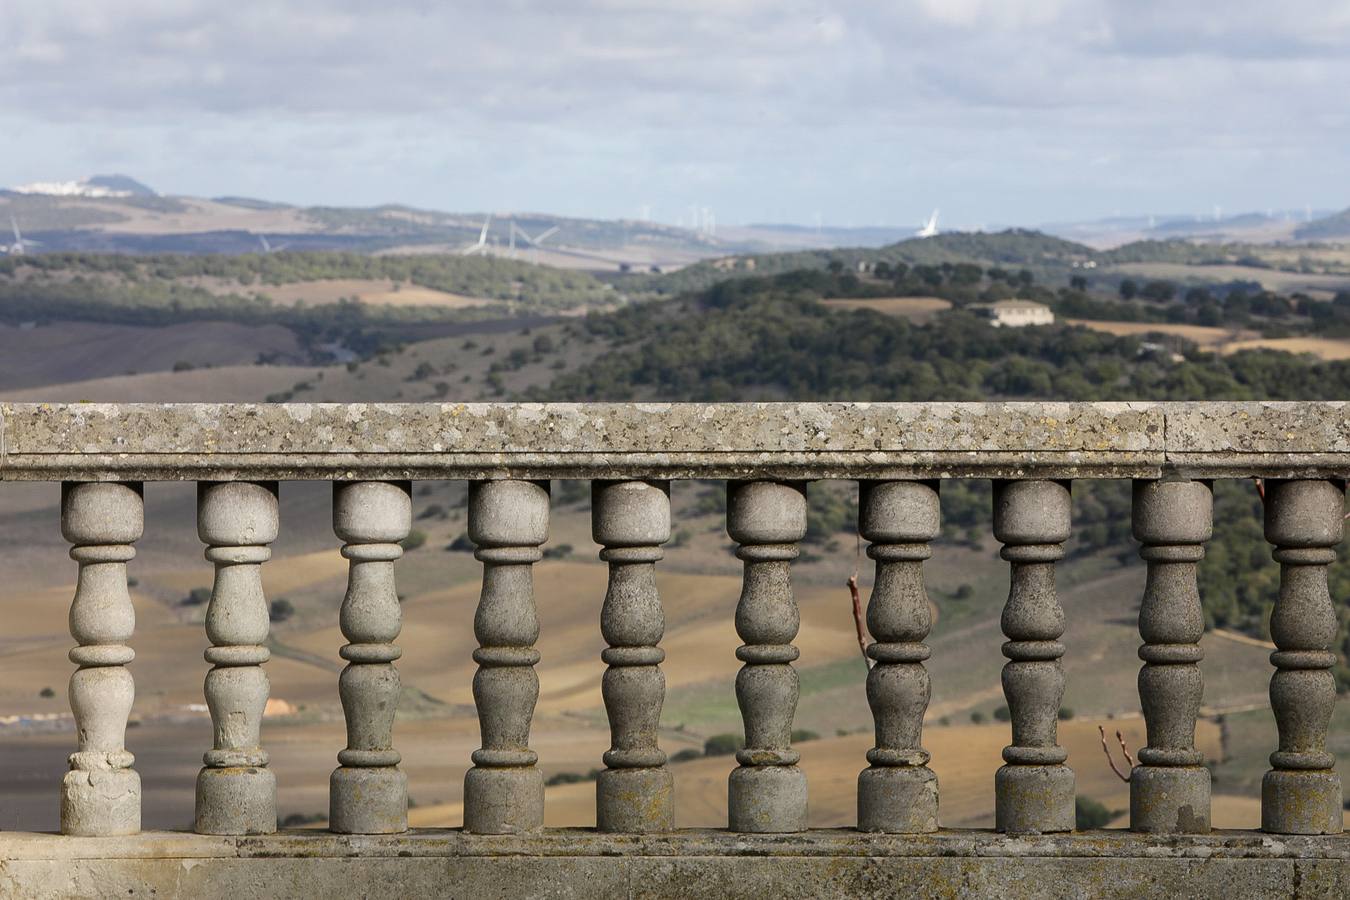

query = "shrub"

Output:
[[669, 748, 703, 764], [542, 543, 573, 560], [445, 534, 474, 552], [703, 733, 745, 757], [180, 586, 212, 607], [401, 530, 427, 551], [418, 503, 447, 521], [993, 705, 1012, 722], [970, 711, 986, 724], [268, 598, 295, 623], [1058, 707, 1075, 721], [790, 729, 820, 743], [1075, 796, 1113, 830], [39, 686, 56, 699]]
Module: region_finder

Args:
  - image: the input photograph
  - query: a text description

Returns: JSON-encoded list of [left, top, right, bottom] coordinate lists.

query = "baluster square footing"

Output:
[[61, 769, 140, 837], [729, 765, 807, 833], [195, 767, 277, 835], [597, 768, 674, 833], [1130, 766, 1210, 834], [995, 764, 1074, 834], [464, 768, 545, 835], [858, 766, 938, 833], [330, 767, 408, 835], [1262, 770, 1344, 835]]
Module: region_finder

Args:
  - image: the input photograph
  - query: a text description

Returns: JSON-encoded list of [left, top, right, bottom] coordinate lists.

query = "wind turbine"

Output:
[[6, 217, 40, 255], [916, 209, 939, 238], [257, 234, 288, 254], [512, 223, 560, 263], [461, 215, 493, 255]]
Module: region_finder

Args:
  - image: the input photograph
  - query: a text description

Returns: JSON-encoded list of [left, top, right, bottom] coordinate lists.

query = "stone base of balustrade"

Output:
[[1, 829, 1347, 899]]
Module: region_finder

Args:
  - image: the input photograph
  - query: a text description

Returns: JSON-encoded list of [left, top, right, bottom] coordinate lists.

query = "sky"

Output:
[[2, 1, 1349, 228]]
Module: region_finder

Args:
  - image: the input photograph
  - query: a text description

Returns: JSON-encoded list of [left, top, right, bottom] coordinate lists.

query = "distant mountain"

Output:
[[0, 187, 767, 266], [1296, 208, 1350, 240], [10, 174, 156, 199], [884, 229, 1094, 265], [731, 223, 918, 249], [84, 175, 157, 197], [212, 196, 295, 210], [1043, 209, 1331, 249], [630, 228, 1097, 294]]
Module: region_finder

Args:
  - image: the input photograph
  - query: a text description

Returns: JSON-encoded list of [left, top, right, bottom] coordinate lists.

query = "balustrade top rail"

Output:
[[1, 400, 1348, 480]]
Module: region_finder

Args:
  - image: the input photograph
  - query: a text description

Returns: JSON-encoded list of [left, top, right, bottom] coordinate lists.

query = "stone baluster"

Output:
[[857, 480, 940, 833], [195, 481, 278, 835], [1262, 478, 1345, 835], [593, 480, 674, 833], [1131, 479, 1212, 833], [464, 479, 549, 834], [60, 482, 143, 836], [993, 479, 1074, 834], [330, 481, 411, 834], [727, 480, 808, 833]]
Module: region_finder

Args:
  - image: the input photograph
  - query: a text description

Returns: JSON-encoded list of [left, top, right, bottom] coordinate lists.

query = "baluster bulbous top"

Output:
[[592, 480, 670, 547], [197, 481, 279, 546], [469, 480, 550, 547], [61, 482, 144, 546], [727, 480, 807, 546], [334, 480, 413, 545], [993, 480, 1070, 546]]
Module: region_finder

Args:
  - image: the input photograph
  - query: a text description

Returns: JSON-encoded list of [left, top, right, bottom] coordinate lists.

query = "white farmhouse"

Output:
[[971, 299, 1055, 327]]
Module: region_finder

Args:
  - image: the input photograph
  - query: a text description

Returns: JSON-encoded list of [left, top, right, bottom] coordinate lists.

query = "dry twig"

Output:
[[849, 529, 873, 669], [1115, 729, 1135, 769], [847, 574, 871, 668], [1098, 725, 1132, 783]]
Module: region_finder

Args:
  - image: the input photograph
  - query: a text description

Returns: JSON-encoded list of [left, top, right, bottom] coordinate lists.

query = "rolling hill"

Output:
[[1298, 207, 1350, 240]]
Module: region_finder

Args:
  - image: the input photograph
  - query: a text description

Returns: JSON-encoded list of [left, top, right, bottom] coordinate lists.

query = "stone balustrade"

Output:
[[1, 401, 1349, 897]]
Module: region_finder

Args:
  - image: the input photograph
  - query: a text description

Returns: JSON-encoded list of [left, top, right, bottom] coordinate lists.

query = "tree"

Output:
[[1141, 280, 1176, 302], [1119, 279, 1139, 299]]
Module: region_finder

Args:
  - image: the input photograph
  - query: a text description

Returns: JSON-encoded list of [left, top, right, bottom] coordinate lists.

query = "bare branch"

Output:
[[847, 573, 872, 669], [1099, 725, 1131, 783], [1115, 730, 1135, 769], [849, 528, 872, 670]]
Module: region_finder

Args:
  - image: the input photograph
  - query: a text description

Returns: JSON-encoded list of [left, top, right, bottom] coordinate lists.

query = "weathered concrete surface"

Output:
[[3, 401, 1346, 480], [0, 830, 1347, 899]]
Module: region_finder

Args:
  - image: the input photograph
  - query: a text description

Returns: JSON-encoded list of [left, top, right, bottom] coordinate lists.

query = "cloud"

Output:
[[0, 1, 1346, 223]]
